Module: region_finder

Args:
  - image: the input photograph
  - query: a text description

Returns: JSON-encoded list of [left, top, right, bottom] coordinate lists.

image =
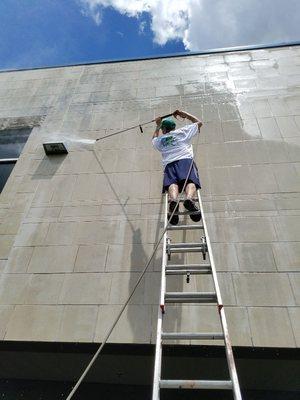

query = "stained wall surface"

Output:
[[0, 45, 299, 347]]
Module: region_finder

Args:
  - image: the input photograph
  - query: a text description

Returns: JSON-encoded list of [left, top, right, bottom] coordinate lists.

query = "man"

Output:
[[152, 109, 203, 225]]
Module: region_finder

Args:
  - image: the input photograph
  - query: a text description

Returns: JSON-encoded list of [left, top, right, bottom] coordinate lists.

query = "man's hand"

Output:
[[155, 116, 162, 127], [173, 109, 203, 131], [173, 109, 186, 119]]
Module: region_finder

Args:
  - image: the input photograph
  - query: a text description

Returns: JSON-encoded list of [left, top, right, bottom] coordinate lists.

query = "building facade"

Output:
[[0, 45, 299, 398]]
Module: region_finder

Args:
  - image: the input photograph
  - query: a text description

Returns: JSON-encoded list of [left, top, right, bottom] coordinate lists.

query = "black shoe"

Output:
[[183, 199, 202, 222], [168, 201, 179, 225]]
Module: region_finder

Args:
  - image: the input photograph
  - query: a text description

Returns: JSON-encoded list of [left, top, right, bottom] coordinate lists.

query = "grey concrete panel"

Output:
[[0, 236, 14, 259], [23, 274, 64, 304], [225, 307, 252, 346], [28, 245, 77, 273], [289, 273, 300, 304], [273, 215, 300, 241], [0, 305, 14, 339], [101, 203, 142, 217], [250, 164, 279, 193], [285, 137, 300, 162], [265, 141, 289, 163], [26, 206, 61, 222], [253, 100, 273, 118], [208, 167, 231, 195], [235, 243, 276, 272], [225, 142, 248, 166], [44, 223, 77, 245], [276, 116, 300, 138], [257, 117, 282, 140], [248, 307, 296, 347], [144, 272, 160, 305], [14, 223, 50, 247], [106, 244, 154, 272], [244, 140, 270, 164], [222, 121, 245, 141], [95, 304, 152, 343], [233, 273, 295, 306], [272, 242, 300, 271], [59, 305, 98, 342], [210, 243, 239, 271], [4, 246, 34, 273], [228, 166, 255, 195], [109, 272, 145, 305], [273, 164, 300, 192], [228, 217, 277, 242], [288, 307, 300, 346], [5, 305, 63, 341], [0, 274, 31, 304], [60, 205, 101, 218], [60, 273, 112, 305], [74, 244, 108, 272], [0, 213, 23, 235]]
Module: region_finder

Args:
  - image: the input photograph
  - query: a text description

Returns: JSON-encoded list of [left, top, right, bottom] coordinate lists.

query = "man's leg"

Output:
[[167, 184, 179, 225], [183, 182, 201, 222], [168, 183, 179, 201], [185, 182, 196, 200]]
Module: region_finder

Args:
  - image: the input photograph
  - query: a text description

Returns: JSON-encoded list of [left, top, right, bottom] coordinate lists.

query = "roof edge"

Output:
[[1, 40, 300, 74]]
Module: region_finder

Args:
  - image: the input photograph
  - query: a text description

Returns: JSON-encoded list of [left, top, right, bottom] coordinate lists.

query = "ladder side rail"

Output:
[[196, 189, 242, 400], [152, 193, 169, 400]]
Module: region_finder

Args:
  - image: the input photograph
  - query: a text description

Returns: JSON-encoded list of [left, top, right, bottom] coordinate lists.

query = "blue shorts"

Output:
[[162, 158, 201, 193]]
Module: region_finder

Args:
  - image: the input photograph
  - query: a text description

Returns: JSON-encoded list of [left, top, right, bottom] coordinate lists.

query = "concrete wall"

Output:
[[0, 45, 299, 347]]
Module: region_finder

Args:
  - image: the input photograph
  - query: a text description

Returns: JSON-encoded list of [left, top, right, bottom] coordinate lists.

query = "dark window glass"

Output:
[[0, 127, 32, 192], [0, 163, 15, 192], [0, 128, 31, 158]]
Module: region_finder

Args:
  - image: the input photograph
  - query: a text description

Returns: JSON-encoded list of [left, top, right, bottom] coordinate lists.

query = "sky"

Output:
[[0, 0, 299, 70]]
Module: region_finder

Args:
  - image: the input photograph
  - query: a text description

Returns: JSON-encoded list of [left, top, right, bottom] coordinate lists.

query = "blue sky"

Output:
[[0, 0, 299, 71]]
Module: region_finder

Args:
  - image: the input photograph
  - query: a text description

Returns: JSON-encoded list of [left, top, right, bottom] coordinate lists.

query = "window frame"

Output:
[[0, 127, 32, 192]]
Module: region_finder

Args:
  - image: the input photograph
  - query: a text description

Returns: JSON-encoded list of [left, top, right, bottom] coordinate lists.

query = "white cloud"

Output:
[[139, 20, 147, 35], [80, 0, 103, 25], [79, 0, 193, 44], [79, 0, 300, 50]]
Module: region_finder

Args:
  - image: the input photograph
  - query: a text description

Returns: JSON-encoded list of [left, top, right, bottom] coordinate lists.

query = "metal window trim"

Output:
[[0, 158, 18, 164]]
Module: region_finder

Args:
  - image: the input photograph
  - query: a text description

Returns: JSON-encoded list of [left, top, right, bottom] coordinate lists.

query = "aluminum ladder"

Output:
[[152, 189, 242, 400]]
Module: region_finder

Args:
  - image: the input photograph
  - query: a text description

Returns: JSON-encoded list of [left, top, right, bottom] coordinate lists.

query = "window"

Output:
[[0, 128, 32, 192]]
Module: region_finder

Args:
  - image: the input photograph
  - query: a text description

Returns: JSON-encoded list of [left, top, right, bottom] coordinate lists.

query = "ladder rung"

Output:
[[166, 263, 211, 274], [162, 332, 224, 340], [166, 269, 211, 275], [167, 224, 204, 231], [169, 242, 202, 248], [169, 247, 204, 253], [167, 264, 210, 270], [159, 379, 233, 390], [165, 292, 217, 303]]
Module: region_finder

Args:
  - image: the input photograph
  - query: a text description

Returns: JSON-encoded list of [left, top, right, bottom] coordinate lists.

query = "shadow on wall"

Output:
[[31, 154, 67, 179], [92, 151, 162, 343]]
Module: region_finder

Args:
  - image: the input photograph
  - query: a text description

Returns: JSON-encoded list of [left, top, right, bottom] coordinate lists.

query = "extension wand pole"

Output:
[[95, 113, 174, 142]]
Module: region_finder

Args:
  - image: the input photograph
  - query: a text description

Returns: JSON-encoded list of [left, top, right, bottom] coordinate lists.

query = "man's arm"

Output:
[[173, 109, 203, 131], [152, 116, 162, 139]]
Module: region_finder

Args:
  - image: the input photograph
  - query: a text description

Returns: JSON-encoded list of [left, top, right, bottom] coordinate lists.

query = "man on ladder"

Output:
[[152, 109, 203, 225]]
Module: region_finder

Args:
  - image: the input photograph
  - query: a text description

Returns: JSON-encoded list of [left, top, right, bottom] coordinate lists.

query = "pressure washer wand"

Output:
[[95, 113, 174, 142]]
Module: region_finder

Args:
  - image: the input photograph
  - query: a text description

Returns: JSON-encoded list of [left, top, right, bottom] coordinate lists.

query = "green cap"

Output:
[[161, 118, 176, 131]]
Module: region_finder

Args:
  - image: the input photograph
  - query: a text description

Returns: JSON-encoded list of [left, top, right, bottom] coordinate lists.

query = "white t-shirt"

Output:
[[152, 123, 199, 167]]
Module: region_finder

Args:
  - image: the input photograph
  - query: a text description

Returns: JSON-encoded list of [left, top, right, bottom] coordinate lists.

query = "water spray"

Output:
[[43, 113, 178, 155]]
